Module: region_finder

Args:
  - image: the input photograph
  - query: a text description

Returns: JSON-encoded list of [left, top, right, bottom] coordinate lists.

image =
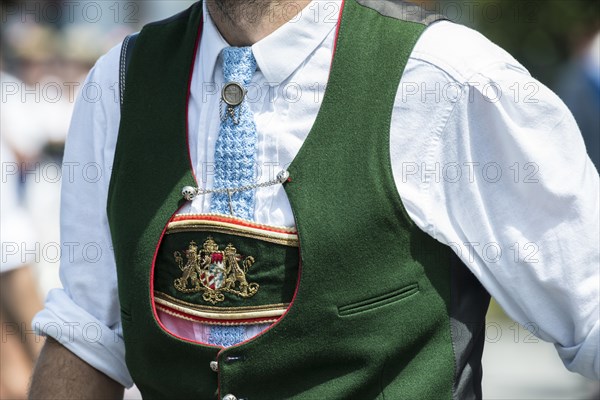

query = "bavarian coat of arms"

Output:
[[173, 237, 259, 304]]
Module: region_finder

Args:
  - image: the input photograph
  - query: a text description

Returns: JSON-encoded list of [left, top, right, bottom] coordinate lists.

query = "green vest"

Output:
[[108, 1, 490, 398]]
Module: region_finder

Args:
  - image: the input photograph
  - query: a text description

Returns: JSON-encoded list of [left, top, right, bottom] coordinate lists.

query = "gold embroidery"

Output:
[[173, 238, 259, 304], [155, 291, 288, 320], [156, 304, 279, 326]]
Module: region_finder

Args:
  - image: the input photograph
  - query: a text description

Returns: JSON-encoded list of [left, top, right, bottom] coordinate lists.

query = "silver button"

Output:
[[277, 170, 290, 183], [210, 361, 219, 372], [222, 395, 237, 400], [181, 186, 197, 201]]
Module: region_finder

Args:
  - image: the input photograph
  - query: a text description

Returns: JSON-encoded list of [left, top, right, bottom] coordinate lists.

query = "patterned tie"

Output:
[[208, 47, 258, 347], [210, 47, 258, 221]]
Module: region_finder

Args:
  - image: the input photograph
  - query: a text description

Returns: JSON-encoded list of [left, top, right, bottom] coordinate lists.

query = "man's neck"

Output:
[[206, 0, 312, 46]]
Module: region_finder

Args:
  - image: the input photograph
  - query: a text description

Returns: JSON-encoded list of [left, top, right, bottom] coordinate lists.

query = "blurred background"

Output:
[[0, 0, 598, 399]]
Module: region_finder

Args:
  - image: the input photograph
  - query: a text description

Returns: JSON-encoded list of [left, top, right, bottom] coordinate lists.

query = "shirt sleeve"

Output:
[[32, 43, 133, 388], [441, 70, 599, 380], [392, 22, 599, 380]]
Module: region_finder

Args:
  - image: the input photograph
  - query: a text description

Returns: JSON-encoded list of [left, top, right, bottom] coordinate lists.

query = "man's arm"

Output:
[[392, 21, 599, 379], [30, 43, 134, 393], [29, 338, 124, 400]]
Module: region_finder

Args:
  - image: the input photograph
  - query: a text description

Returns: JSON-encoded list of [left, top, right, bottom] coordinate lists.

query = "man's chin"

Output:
[[210, 0, 269, 21]]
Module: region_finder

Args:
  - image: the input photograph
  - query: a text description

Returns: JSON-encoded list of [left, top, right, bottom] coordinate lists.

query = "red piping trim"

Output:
[[158, 304, 279, 325], [148, 13, 221, 348], [329, 0, 346, 76], [150, 205, 211, 345], [171, 214, 298, 234]]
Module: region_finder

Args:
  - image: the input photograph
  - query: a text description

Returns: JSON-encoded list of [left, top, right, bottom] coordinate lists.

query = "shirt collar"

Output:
[[201, 0, 341, 87], [200, 1, 230, 83]]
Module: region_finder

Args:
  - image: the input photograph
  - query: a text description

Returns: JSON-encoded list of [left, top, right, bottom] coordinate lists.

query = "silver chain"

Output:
[[182, 170, 290, 201]]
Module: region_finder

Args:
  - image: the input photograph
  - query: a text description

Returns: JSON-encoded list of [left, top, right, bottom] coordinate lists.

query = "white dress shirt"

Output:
[[33, 0, 599, 386]]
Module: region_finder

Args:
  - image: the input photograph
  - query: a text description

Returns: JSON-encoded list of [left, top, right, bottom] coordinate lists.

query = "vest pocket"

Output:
[[338, 283, 419, 317]]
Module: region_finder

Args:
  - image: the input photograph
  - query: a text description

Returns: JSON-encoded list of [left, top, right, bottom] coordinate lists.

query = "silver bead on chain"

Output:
[[181, 170, 290, 201]]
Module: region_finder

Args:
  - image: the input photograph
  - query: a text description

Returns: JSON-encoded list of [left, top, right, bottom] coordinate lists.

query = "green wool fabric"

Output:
[[108, 1, 458, 398]]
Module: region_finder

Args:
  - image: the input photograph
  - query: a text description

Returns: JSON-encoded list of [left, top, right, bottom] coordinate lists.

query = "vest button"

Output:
[[210, 361, 219, 372], [181, 185, 197, 201], [222, 394, 237, 400]]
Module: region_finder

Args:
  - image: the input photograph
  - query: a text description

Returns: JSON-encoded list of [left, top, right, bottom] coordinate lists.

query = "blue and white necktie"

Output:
[[208, 47, 258, 347], [210, 47, 258, 221]]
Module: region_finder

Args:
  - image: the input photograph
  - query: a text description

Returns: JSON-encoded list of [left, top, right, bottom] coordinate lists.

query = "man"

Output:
[[30, 0, 599, 399]]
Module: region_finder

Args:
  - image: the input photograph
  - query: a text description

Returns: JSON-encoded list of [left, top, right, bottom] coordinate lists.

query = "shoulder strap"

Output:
[[119, 33, 139, 107]]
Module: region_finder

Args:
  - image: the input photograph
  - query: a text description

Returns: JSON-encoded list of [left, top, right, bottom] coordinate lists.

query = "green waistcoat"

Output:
[[108, 1, 490, 399]]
